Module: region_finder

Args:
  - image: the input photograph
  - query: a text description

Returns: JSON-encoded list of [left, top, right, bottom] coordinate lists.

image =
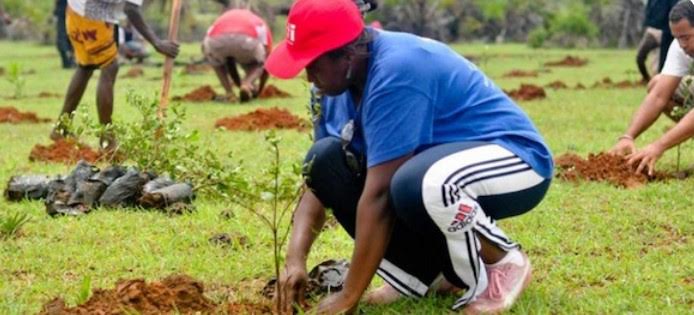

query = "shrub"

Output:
[[527, 27, 549, 48]]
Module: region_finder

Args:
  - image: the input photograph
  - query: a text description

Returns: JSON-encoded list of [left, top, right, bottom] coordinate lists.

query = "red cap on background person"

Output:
[[265, 0, 365, 79]]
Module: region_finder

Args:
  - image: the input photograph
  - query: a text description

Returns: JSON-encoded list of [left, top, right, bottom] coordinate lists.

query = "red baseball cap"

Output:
[[266, 0, 365, 79]]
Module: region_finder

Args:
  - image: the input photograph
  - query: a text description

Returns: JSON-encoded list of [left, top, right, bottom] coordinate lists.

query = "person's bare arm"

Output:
[[123, 2, 178, 58], [628, 108, 694, 175], [612, 75, 681, 155], [315, 154, 411, 314]]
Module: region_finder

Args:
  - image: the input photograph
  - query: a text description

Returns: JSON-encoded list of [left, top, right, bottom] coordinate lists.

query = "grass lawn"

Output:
[[0, 40, 692, 314]]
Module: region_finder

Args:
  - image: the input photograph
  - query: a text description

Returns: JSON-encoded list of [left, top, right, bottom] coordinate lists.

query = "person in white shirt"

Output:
[[52, 0, 179, 149], [612, 0, 694, 175]]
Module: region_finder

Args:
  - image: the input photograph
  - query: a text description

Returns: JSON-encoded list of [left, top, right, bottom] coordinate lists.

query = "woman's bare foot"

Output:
[[362, 283, 403, 305]]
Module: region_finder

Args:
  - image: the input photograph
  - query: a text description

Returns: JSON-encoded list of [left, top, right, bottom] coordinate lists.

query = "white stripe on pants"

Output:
[[421, 144, 544, 307]]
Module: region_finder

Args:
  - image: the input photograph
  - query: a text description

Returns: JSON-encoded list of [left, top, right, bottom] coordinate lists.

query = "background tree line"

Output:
[[0, 0, 647, 48]]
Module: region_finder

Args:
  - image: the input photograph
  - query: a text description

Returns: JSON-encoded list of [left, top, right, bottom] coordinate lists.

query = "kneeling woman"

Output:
[[267, 0, 553, 313]]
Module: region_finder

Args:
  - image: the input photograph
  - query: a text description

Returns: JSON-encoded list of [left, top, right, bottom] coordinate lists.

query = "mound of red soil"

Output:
[[39, 275, 218, 315], [575, 83, 587, 90], [545, 56, 588, 67], [37, 91, 62, 98], [173, 85, 218, 102], [0, 106, 50, 123], [183, 63, 212, 75], [215, 107, 307, 131], [506, 84, 546, 101], [121, 67, 144, 79], [545, 80, 569, 89], [555, 152, 669, 188], [258, 84, 292, 99], [0, 67, 5, 76], [226, 302, 273, 314], [29, 139, 102, 164], [591, 77, 644, 89], [502, 70, 539, 78]]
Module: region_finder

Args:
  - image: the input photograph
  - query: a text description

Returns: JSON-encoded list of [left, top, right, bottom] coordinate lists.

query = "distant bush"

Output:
[[527, 27, 549, 48], [547, 4, 597, 48]]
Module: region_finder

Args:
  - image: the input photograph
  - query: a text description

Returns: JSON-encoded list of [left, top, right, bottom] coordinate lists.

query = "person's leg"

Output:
[[96, 61, 118, 125], [226, 57, 242, 87], [636, 31, 659, 83], [56, 14, 74, 68], [52, 65, 94, 140], [389, 142, 550, 311], [95, 61, 119, 149], [239, 63, 264, 101], [303, 137, 444, 301]]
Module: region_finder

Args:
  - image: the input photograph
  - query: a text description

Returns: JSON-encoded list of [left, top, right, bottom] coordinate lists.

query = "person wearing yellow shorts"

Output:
[[53, 0, 179, 149]]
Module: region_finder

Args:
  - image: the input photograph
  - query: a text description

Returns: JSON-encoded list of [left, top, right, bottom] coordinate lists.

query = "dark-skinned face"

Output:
[[306, 53, 352, 96], [671, 19, 694, 57]]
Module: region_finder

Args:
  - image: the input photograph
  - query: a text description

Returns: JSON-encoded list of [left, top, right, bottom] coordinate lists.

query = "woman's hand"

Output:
[[278, 263, 310, 314], [313, 291, 359, 314]]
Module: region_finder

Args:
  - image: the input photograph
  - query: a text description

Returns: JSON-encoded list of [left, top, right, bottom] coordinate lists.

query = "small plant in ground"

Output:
[[225, 131, 304, 312], [75, 276, 91, 305], [5, 62, 26, 99], [0, 212, 30, 239]]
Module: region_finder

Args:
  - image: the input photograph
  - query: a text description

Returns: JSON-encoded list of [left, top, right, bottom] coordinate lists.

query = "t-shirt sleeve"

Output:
[[661, 41, 691, 77], [362, 87, 433, 167]]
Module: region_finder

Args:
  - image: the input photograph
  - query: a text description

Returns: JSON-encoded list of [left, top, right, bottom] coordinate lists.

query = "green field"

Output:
[[0, 41, 692, 314]]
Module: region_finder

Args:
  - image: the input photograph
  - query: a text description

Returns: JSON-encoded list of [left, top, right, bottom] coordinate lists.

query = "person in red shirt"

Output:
[[203, 9, 272, 102]]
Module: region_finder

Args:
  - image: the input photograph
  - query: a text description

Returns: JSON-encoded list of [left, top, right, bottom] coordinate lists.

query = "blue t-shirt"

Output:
[[313, 30, 553, 178]]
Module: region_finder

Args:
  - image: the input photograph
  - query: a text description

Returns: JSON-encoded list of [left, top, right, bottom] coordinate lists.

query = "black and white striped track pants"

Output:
[[304, 138, 551, 310]]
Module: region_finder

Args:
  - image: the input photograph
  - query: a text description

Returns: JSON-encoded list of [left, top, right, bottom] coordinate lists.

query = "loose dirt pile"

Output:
[[545, 56, 588, 67], [29, 139, 101, 164], [545, 80, 569, 89], [555, 152, 669, 188], [0, 106, 50, 123], [0, 67, 4, 76], [258, 84, 292, 99], [183, 63, 212, 75], [215, 107, 307, 131], [39, 275, 218, 315], [172, 85, 237, 103], [37, 91, 62, 98], [591, 77, 644, 89], [506, 84, 546, 101], [503, 70, 539, 78], [121, 66, 144, 79]]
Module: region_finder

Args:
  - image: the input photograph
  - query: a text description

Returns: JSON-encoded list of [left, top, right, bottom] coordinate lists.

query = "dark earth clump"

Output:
[[502, 69, 539, 78], [173, 85, 217, 102], [215, 107, 307, 132], [544, 55, 588, 67], [545, 80, 569, 89], [258, 84, 292, 99], [555, 152, 671, 188], [183, 63, 212, 75], [0, 106, 50, 123], [37, 91, 62, 98], [121, 66, 144, 79], [505, 84, 546, 101]]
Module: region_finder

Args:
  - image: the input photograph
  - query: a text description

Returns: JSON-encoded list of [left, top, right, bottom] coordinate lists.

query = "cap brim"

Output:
[[265, 40, 317, 79]]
